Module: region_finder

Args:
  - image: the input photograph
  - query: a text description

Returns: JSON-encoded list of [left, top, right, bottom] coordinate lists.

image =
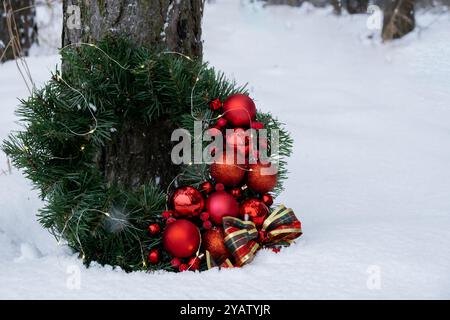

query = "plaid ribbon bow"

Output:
[[221, 205, 302, 267]]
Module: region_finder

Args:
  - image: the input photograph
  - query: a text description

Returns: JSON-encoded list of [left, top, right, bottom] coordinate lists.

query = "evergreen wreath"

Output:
[[3, 38, 300, 272]]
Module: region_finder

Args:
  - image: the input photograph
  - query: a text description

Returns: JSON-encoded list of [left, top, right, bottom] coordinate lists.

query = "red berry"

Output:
[[230, 188, 242, 199], [216, 117, 228, 128], [271, 247, 281, 253], [188, 257, 200, 271], [166, 217, 176, 225], [147, 249, 160, 264], [179, 263, 188, 272], [200, 181, 214, 194], [170, 257, 181, 268], [261, 193, 273, 207], [209, 98, 222, 111], [200, 212, 210, 221], [215, 183, 225, 191], [251, 121, 264, 129], [162, 210, 173, 219], [203, 221, 212, 229], [147, 223, 161, 235]]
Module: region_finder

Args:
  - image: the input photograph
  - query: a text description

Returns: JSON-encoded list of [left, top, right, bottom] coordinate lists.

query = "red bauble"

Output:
[[225, 128, 250, 156], [216, 117, 228, 128], [239, 198, 270, 227], [206, 191, 239, 225], [222, 94, 257, 127], [202, 227, 232, 262], [200, 181, 214, 195], [247, 162, 278, 194], [147, 249, 160, 264], [148, 223, 161, 236], [162, 210, 173, 219], [187, 256, 201, 271], [200, 212, 210, 221], [203, 221, 212, 229], [163, 219, 201, 258], [210, 152, 246, 187], [170, 186, 204, 218], [179, 264, 188, 272], [261, 193, 274, 207], [230, 187, 243, 199], [170, 257, 181, 268], [251, 121, 264, 130]]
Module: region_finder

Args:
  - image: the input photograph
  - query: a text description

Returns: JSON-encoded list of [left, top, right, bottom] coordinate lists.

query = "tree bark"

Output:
[[62, 0, 204, 191], [382, 0, 415, 41], [0, 0, 37, 62]]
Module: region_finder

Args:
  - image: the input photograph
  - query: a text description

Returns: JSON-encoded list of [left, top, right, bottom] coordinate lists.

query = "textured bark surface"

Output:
[[0, 0, 37, 61], [382, 0, 415, 41], [62, 0, 204, 190]]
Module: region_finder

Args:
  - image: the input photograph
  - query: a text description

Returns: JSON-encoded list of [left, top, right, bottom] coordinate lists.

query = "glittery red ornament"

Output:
[[247, 162, 278, 194], [261, 193, 274, 207], [206, 190, 239, 225], [170, 186, 204, 218], [222, 94, 256, 127], [200, 181, 214, 195], [230, 187, 243, 199], [163, 219, 201, 258], [148, 223, 161, 235], [147, 249, 160, 264], [202, 227, 231, 263], [210, 98, 222, 111], [210, 152, 246, 187], [239, 198, 270, 227]]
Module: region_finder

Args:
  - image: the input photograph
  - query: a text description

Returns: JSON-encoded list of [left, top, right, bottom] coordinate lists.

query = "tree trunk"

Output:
[[382, 0, 415, 41], [345, 0, 368, 14], [62, 0, 204, 191], [0, 0, 37, 62]]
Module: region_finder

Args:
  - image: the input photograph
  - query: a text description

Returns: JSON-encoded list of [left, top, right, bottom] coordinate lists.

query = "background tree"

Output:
[[61, 0, 204, 191], [382, 0, 415, 41], [0, 0, 37, 62]]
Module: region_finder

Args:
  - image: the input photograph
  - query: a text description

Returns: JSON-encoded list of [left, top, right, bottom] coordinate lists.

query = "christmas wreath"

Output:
[[3, 38, 302, 272]]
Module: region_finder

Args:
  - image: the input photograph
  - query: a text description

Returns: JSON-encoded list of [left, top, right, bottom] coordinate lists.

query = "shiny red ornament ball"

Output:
[[147, 249, 160, 264], [166, 217, 176, 225], [170, 186, 204, 218], [222, 94, 257, 127], [230, 187, 243, 199], [210, 152, 246, 187], [210, 98, 222, 111], [148, 223, 161, 235], [206, 191, 239, 225], [200, 181, 214, 195], [261, 193, 274, 207], [239, 198, 270, 227], [163, 219, 201, 258], [162, 210, 173, 219], [247, 162, 278, 194], [202, 227, 232, 263]]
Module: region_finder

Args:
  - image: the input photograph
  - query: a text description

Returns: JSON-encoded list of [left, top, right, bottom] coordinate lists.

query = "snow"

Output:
[[1, 1, 450, 299]]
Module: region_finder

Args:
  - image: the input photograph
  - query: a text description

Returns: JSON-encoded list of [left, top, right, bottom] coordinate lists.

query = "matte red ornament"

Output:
[[170, 186, 204, 218], [230, 187, 243, 199], [163, 219, 201, 258], [200, 181, 214, 195], [148, 223, 161, 235], [239, 198, 270, 227], [210, 98, 222, 111], [202, 227, 232, 262], [247, 162, 278, 194], [206, 191, 239, 225], [261, 193, 274, 207], [222, 94, 257, 127], [147, 249, 160, 264], [210, 152, 246, 187]]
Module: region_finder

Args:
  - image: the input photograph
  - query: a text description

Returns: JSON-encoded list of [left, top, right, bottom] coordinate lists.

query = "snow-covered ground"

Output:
[[1, 1, 450, 299]]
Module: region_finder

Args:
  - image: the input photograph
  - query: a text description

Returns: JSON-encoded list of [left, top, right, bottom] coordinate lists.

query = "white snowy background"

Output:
[[1, 0, 450, 299]]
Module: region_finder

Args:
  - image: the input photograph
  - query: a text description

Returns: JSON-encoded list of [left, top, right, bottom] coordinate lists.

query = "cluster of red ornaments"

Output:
[[146, 94, 279, 271]]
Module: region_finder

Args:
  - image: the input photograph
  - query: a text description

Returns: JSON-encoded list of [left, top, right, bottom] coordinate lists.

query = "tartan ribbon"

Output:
[[222, 216, 260, 267], [205, 250, 234, 269], [259, 205, 302, 245], [220, 205, 302, 267]]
